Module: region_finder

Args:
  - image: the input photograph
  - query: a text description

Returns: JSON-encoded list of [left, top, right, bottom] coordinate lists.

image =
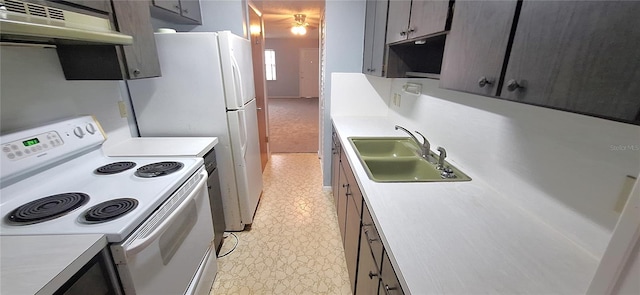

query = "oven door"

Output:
[[110, 167, 216, 295]]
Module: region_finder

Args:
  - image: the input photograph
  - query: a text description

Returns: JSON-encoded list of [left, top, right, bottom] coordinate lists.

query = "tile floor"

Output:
[[210, 153, 351, 294]]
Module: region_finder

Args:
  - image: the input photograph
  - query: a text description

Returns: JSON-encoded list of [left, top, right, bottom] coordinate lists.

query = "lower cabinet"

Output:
[[331, 141, 404, 294], [357, 205, 383, 294], [379, 250, 404, 295]]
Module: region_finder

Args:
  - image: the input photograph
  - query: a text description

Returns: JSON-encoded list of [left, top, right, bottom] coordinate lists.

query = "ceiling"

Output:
[[252, 0, 324, 39]]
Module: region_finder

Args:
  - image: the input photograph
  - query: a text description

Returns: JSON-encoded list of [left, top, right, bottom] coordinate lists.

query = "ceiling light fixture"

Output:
[[291, 14, 308, 36]]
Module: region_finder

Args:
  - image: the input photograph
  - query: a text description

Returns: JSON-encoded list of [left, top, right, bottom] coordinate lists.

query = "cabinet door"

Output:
[[363, 0, 377, 73], [152, 0, 181, 14], [179, 0, 202, 24], [364, 0, 389, 76], [337, 164, 349, 242], [370, 0, 389, 76], [386, 0, 411, 44], [500, 1, 640, 121], [331, 131, 341, 206], [379, 250, 404, 295], [356, 226, 380, 295], [439, 0, 518, 96], [345, 188, 362, 293], [112, 0, 161, 79], [407, 0, 450, 39]]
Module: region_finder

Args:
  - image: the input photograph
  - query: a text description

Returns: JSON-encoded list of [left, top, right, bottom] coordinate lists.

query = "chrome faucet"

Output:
[[436, 146, 447, 170], [394, 125, 432, 162]]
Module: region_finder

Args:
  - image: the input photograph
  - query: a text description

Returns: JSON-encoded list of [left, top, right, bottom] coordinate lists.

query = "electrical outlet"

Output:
[[392, 93, 402, 107], [118, 101, 127, 118]]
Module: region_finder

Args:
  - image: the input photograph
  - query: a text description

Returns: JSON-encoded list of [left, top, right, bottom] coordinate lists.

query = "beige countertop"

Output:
[[332, 116, 599, 294], [1, 234, 107, 295], [103, 137, 218, 157]]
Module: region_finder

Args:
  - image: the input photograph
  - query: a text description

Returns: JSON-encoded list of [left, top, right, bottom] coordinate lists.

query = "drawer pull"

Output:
[[364, 228, 378, 243], [368, 271, 378, 279]]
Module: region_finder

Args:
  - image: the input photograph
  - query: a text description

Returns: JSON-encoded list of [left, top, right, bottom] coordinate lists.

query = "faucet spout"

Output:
[[394, 125, 432, 161]]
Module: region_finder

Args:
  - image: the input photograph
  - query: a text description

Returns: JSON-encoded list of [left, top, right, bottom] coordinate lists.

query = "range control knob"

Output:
[[73, 126, 85, 138], [86, 123, 96, 134]]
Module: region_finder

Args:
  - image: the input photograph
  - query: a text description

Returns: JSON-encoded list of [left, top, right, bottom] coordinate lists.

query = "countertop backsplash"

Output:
[[330, 73, 640, 259], [0, 45, 135, 143]]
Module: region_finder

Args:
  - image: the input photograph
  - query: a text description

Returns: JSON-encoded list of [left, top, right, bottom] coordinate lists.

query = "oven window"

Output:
[[54, 249, 120, 295]]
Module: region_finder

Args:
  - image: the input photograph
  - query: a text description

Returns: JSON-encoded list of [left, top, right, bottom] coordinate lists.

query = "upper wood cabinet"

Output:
[[440, 0, 640, 123], [150, 0, 202, 25], [55, 0, 161, 80], [439, 0, 517, 96], [386, 0, 451, 44], [501, 1, 640, 122], [362, 0, 389, 76], [111, 0, 161, 79]]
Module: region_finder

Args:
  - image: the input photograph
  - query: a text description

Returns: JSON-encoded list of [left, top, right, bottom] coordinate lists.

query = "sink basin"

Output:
[[348, 137, 471, 182], [364, 158, 442, 181], [350, 137, 417, 157]]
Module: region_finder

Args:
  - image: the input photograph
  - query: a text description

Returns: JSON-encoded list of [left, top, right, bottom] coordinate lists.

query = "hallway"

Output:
[[211, 154, 351, 294]]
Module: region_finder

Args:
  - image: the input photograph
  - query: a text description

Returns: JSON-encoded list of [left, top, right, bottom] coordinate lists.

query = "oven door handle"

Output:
[[124, 170, 208, 257]]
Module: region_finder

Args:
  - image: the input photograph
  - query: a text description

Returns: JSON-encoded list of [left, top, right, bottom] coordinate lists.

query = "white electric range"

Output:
[[0, 116, 217, 295]]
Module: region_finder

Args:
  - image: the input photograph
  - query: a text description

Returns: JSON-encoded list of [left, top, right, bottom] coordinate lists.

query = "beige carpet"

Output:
[[268, 98, 319, 153]]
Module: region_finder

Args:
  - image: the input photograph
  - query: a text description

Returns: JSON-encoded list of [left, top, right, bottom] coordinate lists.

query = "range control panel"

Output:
[[2, 131, 64, 161], [0, 116, 105, 186]]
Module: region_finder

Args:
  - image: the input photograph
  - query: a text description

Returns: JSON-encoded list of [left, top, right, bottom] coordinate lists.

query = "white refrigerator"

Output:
[[127, 32, 263, 231]]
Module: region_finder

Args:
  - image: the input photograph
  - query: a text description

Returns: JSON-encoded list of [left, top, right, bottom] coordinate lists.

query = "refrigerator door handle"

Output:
[[230, 54, 244, 108], [237, 110, 248, 157]]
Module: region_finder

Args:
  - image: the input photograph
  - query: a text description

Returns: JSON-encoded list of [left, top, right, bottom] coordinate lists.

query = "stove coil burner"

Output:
[[95, 162, 137, 175], [82, 198, 139, 223], [135, 161, 184, 178], [6, 193, 89, 225]]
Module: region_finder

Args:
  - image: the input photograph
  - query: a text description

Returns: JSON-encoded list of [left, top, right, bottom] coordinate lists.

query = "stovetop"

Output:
[[0, 116, 204, 243], [0, 150, 203, 242]]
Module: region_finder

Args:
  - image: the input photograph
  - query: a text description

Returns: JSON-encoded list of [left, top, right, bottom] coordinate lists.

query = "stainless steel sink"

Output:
[[348, 137, 471, 182]]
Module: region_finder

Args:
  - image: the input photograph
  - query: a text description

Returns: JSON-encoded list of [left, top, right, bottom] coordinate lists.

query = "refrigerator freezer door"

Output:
[[218, 31, 255, 109], [226, 99, 263, 225]]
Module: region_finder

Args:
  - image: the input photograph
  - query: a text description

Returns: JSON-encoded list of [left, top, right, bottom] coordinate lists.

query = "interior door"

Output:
[[299, 48, 320, 98]]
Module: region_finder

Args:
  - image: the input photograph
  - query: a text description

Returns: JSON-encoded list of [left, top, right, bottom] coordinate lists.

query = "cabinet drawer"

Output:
[[379, 250, 404, 295], [362, 204, 383, 266]]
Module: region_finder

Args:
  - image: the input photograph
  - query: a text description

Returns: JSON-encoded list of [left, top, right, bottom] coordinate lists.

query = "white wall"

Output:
[[321, 0, 366, 186], [265, 38, 319, 98], [0, 46, 134, 142], [329, 73, 640, 257], [151, 0, 248, 37]]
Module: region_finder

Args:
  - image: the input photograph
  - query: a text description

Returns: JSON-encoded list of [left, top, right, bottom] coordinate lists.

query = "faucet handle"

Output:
[[415, 131, 428, 147], [436, 147, 447, 169]]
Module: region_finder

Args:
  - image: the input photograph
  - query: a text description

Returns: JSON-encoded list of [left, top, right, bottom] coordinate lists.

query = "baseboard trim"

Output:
[[268, 96, 319, 99]]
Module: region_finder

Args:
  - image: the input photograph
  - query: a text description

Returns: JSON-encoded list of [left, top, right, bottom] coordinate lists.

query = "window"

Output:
[[265, 49, 276, 81]]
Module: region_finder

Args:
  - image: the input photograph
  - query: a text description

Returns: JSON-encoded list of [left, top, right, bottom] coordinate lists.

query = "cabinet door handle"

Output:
[[477, 76, 493, 88], [399, 31, 406, 36], [364, 228, 378, 243], [368, 271, 379, 279], [408, 27, 415, 34], [174, 5, 180, 9], [507, 79, 524, 92], [183, 9, 189, 13], [385, 284, 398, 294], [133, 69, 141, 76]]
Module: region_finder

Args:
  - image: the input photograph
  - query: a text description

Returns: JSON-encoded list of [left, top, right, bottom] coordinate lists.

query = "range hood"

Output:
[[0, 0, 132, 45]]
